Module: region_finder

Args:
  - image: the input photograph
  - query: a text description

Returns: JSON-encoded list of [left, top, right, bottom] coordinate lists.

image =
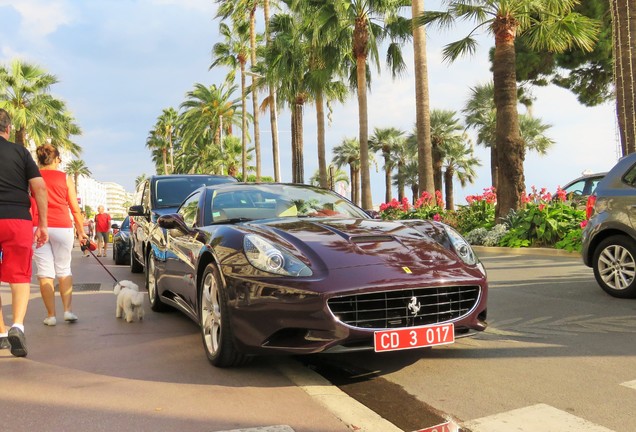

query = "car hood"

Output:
[[246, 218, 460, 271]]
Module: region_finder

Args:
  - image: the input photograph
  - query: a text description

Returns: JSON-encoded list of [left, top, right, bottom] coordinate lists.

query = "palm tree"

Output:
[[316, 0, 411, 210], [218, 135, 255, 178], [0, 59, 81, 151], [369, 127, 405, 202], [155, 108, 179, 174], [421, 0, 599, 219], [411, 0, 435, 195], [64, 159, 91, 196], [211, 20, 252, 181], [610, 0, 636, 155], [309, 167, 349, 189], [332, 137, 361, 205], [285, 1, 352, 189], [145, 131, 170, 175], [463, 82, 555, 189], [45, 110, 82, 157], [135, 174, 147, 189], [441, 136, 480, 210], [217, 0, 273, 181], [179, 79, 243, 174], [394, 131, 418, 202], [265, 11, 313, 183], [430, 110, 463, 193]]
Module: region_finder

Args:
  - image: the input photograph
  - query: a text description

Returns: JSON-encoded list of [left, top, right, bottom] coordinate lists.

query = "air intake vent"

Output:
[[350, 235, 394, 243], [328, 285, 480, 329]]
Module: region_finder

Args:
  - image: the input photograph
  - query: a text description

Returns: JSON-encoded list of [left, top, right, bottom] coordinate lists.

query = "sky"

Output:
[[0, 0, 619, 207]]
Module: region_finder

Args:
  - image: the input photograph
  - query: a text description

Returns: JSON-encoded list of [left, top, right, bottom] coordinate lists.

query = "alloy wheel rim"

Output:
[[598, 245, 636, 291], [201, 272, 221, 355], [147, 256, 157, 302]]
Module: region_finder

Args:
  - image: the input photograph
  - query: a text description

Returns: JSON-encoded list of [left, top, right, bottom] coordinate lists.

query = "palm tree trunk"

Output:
[[412, 0, 435, 195], [444, 168, 454, 211], [240, 61, 248, 181], [263, 0, 280, 182], [249, 6, 261, 180], [490, 145, 498, 189], [16, 127, 26, 146], [411, 185, 418, 204], [611, 0, 636, 155], [349, 165, 356, 203], [291, 110, 297, 183], [398, 162, 405, 201], [383, 150, 392, 202], [316, 90, 328, 188], [432, 141, 443, 192], [162, 149, 168, 175], [168, 133, 174, 174], [493, 17, 525, 220], [356, 53, 372, 209], [293, 98, 305, 183]]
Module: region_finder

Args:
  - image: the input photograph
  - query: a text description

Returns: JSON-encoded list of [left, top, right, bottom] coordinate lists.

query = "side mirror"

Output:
[[128, 205, 147, 217], [157, 213, 189, 233]]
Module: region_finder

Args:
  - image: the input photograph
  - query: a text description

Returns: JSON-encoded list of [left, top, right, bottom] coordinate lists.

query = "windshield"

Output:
[[210, 184, 369, 223], [155, 176, 236, 208]]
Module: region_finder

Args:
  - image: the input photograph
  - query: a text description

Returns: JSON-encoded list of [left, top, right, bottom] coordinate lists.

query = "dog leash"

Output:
[[87, 247, 119, 284]]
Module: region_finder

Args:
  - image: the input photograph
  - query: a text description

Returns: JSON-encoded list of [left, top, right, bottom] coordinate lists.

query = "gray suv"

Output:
[[581, 153, 636, 298]]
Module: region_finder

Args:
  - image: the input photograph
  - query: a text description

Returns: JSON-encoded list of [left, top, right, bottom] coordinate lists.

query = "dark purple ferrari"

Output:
[[152, 183, 488, 367]]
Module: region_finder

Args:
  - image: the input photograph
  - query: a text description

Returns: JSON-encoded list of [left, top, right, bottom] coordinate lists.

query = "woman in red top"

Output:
[[32, 145, 87, 326]]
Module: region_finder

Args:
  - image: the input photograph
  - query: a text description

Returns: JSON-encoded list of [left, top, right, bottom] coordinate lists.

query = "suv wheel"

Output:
[[593, 235, 636, 298]]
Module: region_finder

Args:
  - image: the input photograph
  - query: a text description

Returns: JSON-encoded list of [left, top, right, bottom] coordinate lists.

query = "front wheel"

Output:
[[593, 235, 636, 298], [199, 263, 248, 367], [147, 253, 169, 312], [130, 241, 143, 273]]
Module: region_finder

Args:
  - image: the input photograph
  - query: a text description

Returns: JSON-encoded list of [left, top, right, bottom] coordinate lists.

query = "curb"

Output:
[[275, 358, 403, 432], [472, 245, 581, 257]]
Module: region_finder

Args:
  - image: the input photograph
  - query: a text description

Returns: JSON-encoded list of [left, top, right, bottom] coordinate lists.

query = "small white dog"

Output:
[[114, 280, 145, 323]]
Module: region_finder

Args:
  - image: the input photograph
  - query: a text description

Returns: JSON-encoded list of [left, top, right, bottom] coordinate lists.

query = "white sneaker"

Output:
[[64, 311, 78, 323], [43, 316, 57, 326]]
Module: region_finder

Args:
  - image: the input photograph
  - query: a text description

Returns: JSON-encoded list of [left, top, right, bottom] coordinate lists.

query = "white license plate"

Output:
[[374, 323, 455, 352]]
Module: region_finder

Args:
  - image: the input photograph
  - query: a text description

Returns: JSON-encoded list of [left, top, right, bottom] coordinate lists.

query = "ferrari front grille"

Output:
[[327, 286, 480, 329]]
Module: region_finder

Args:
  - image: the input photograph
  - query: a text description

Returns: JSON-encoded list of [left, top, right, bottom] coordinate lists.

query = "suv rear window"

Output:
[[154, 176, 236, 208]]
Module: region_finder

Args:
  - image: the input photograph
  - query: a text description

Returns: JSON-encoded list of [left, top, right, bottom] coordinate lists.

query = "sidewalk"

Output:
[[0, 247, 397, 432]]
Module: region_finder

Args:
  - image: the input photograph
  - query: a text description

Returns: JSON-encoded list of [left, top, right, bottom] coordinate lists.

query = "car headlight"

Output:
[[443, 225, 485, 272], [244, 234, 312, 277]]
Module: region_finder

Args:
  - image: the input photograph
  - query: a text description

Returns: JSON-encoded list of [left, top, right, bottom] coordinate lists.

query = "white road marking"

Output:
[[464, 404, 616, 432], [620, 379, 636, 390]]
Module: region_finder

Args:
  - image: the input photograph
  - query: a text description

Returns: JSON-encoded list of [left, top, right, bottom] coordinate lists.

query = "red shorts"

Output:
[[0, 219, 34, 283]]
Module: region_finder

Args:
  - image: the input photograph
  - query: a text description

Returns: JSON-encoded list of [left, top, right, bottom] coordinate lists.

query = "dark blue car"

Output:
[[112, 216, 131, 265]]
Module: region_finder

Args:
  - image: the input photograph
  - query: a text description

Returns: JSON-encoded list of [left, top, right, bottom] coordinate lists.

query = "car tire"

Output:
[[130, 242, 143, 273], [593, 235, 636, 298], [199, 263, 249, 368], [147, 252, 169, 312], [114, 245, 124, 265]]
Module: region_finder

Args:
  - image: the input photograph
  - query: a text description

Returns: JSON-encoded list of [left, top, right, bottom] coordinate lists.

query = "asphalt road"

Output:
[[324, 248, 636, 432]]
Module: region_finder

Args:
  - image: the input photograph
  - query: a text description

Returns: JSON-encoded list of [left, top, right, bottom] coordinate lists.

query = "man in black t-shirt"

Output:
[[0, 108, 48, 357]]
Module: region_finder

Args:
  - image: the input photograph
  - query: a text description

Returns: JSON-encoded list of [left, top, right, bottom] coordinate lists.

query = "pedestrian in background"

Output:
[[94, 205, 111, 257], [0, 108, 48, 357], [80, 210, 91, 257], [32, 144, 87, 326]]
